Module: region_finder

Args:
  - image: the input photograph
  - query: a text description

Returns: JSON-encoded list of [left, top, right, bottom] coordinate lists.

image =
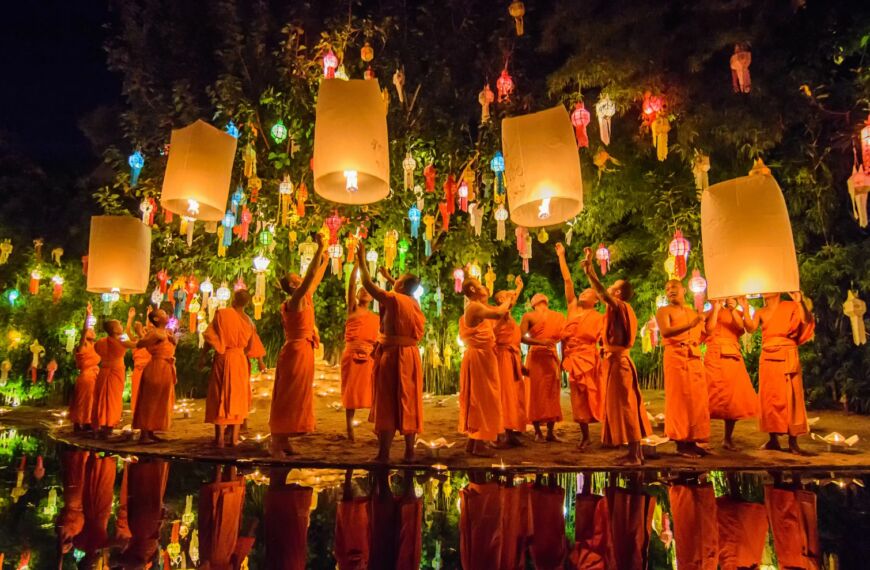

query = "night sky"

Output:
[[0, 1, 119, 174]]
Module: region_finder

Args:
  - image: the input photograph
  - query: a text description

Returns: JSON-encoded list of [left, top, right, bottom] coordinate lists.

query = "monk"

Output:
[[556, 242, 605, 449], [704, 298, 758, 450], [334, 469, 370, 569], [499, 479, 532, 569], [529, 474, 567, 570], [459, 276, 521, 456], [356, 242, 426, 463], [581, 247, 651, 465], [132, 308, 177, 443], [91, 308, 137, 439], [75, 453, 117, 566], [56, 450, 89, 562], [764, 475, 820, 569], [668, 477, 719, 570], [264, 468, 313, 570], [493, 286, 528, 447], [744, 292, 815, 455], [118, 459, 168, 568], [369, 470, 422, 570], [460, 474, 503, 569], [607, 474, 656, 570], [127, 309, 152, 415], [570, 472, 613, 570], [716, 473, 768, 570], [269, 233, 329, 458], [70, 303, 100, 432], [203, 289, 267, 448], [341, 261, 380, 442], [520, 293, 566, 442], [656, 279, 711, 457], [199, 465, 250, 569]]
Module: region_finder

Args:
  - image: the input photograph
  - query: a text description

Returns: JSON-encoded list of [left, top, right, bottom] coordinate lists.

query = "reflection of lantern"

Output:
[[453, 268, 465, 293], [160, 120, 237, 222], [313, 80, 389, 204], [668, 230, 690, 279], [688, 269, 707, 312], [701, 160, 800, 299], [570, 102, 591, 148], [595, 244, 610, 275], [271, 119, 288, 143], [501, 105, 584, 227], [496, 68, 514, 103], [87, 216, 152, 294], [595, 95, 616, 145]]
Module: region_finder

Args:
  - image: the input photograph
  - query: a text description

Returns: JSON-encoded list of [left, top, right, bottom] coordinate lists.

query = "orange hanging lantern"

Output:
[[642, 91, 665, 126], [508, 2, 525, 36], [496, 68, 514, 103], [730, 43, 752, 94], [570, 102, 591, 148], [668, 230, 690, 279], [862, 114, 870, 172]]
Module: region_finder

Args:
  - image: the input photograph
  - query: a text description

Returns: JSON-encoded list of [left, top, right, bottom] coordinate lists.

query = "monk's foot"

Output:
[[401, 451, 416, 463], [788, 443, 816, 457], [761, 440, 783, 452], [614, 454, 643, 466], [546, 433, 561, 443], [372, 454, 390, 463], [507, 433, 525, 447], [692, 443, 712, 457], [215, 438, 225, 449], [347, 429, 356, 443], [577, 439, 591, 451], [150, 433, 167, 443], [722, 440, 739, 452]]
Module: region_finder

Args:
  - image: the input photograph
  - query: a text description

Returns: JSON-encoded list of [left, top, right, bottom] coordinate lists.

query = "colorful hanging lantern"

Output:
[[0, 240, 12, 264], [843, 290, 867, 346], [479, 84, 495, 123], [423, 163, 436, 193], [847, 164, 870, 228], [443, 174, 457, 215], [537, 228, 549, 243], [360, 41, 374, 63], [64, 327, 77, 353], [188, 295, 201, 332], [484, 266, 496, 294], [663, 255, 678, 280], [570, 102, 591, 148], [423, 214, 435, 255], [296, 182, 308, 217], [468, 203, 484, 236], [453, 268, 465, 293], [651, 116, 670, 161], [243, 140, 257, 179], [862, 115, 870, 170], [323, 49, 338, 78], [51, 275, 63, 303], [595, 95, 616, 145], [494, 204, 509, 241], [516, 227, 532, 273], [231, 187, 245, 214], [693, 152, 711, 195], [642, 91, 665, 124], [279, 175, 293, 226], [327, 243, 343, 275], [438, 201, 451, 232], [271, 119, 288, 144], [29, 340, 44, 383], [151, 286, 164, 307], [199, 277, 213, 304], [365, 249, 378, 275], [393, 68, 406, 104], [28, 270, 41, 295], [225, 120, 240, 138], [397, 239, 410, 271], [408, 205, 421, 238], [236, 208, 252, 242], [325, 211, 344, 244], [298, 238, 318, 276], [457, 180, 469, 212], [384, 230, 399, 269], [508, 1, 525, 36], [730, 44, 752, 94], [595, 244, 610, 275], [252, 254, 270, 299], [400, 153, 418, 192], [496, 68, 515, 103], [128, 151, 145, 187], [688, 269, 707, 313], [233, 277, 247, 291], [668, 230, 690, 279], [139, 198, 156, 226], [221, 211, 235, 249], [215, 282, 231, 308], [467, 261, 482, 280]]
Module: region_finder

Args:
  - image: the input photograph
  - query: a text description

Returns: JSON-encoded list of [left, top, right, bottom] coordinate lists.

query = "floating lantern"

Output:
[[408, 205, 421, 238], [843, 290, 867, 346], [496, 68, 514, 103], [28, 270, 41, 295], [271, 119, 288, 144], [595, 244, 610, 275], [128, 151, 144, 187], [51, 275, 63, 303], [501, 105, 584, 227], [668, 230, 690, 279], [323, 49, 338, 78], [86, 216, 151, 294], [701, 160, 800, 299], [479, 84, 495, 123], [688, 269, 707, 312], [160, 120, 237, 222], [570, 102, 591, 148], [595, 95, 616, 145], [313, 79, 389, 204], [730, 44, 752, 94], [453, 268, 465, 293]]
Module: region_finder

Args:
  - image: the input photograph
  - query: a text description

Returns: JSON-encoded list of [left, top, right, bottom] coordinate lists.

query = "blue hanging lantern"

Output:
[[222, 211, 235, 247], [225, 120, 240, 139], [128, 151, 145, 187], [490, 151, 505, 197], [408, 205, 421, 238], [231, 186, 245, 215], [173, 288, 187, 320], [5, 288, 20, 306]]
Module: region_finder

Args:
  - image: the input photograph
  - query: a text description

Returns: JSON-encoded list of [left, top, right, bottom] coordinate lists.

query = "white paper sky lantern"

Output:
[[501, 105, 583, 227], [160, 119, 238, 222], [701, 160, 800, 299], [313, 79, 389, 204], [86, 216, 152, 294]]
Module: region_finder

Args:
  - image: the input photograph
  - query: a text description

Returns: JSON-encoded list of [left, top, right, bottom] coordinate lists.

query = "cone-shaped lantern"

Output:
[[701, 160, 799, 299], [160, 120, 238, 222], [313, 79, 389, 204], [501, 105, 583, 227], [86, 216, 152, 294]]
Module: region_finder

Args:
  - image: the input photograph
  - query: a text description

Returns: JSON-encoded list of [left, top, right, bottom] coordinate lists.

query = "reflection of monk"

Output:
[[716, 477, 768, 570], [460, 477, 503, 569], [668, 481, 719, 570], [520, 294, 566, 441], [570, 473, 613, 570], [529, 476, 567, 570], [75, 454, 117, 565], [334, 470, 370, 570], [264, 468, 312, 570], [56, 450, 89, 559], [369, 471, 422, 570], [607, 477, 656, 570], [499, 481, 532, 569], [119, 459, 168, 568], [764, 480, 820, 570], [199, 465, 254, 570]]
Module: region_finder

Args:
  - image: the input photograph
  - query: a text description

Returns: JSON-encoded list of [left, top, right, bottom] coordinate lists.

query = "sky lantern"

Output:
[[668, 229, 690, 279], [313, 79, 389, 204], [570, 102, 591, 148], [160, 119, 237, 222], [501, 105, 584, 228], [86, 216, 152, 294], [688, 269, 707, 312], [496, 68, 514, 103], [701, 159, 800, 299]]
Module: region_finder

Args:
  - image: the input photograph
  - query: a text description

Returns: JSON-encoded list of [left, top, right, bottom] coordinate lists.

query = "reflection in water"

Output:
[[0, 435, 861, 568]]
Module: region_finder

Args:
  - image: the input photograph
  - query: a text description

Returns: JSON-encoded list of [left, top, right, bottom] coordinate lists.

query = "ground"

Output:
[[8, 360, 870, 471]]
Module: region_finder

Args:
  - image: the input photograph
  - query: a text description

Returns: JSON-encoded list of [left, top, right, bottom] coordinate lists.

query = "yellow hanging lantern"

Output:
[[313, 79, 390, 204], [501, 105, 584, 227], [160, 119, 238, 222], [484, 266, 496, 293], [843, 290, 867, 346], [384, 230, 399, 269], [86, 216, 151, 294], [701, 159, 800, 299], [651, 115, 670, 161], [663, 255, 679, 280]]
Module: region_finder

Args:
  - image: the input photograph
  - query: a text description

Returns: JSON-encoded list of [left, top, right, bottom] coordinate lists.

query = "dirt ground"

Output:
[[10, 360, 870, 471]]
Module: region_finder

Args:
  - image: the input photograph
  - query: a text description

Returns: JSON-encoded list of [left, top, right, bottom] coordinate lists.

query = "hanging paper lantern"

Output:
[[536, 228, 549, 243], [393, 68, 406, 104], [64, 328, 77, 353], [692, 152, 711, 195], [847, 164, 870, 228], [595, 244, 610, 275], [651, 116, 670, 161], [494, 204, 509, 241], [296, 182, 308, 216], [496, 68, 514, 103], [508, 1, 525, 35], [862, 115, 870, 170], [501, 105, 584, 227], [150, 286, 164, 307], [199, 277, 213, 307], [299, 238, 318, 275], [28, 270, 41, 295], [468, 203, 484, 236], [570, 102, 591, 148], [663, 255, 679, 280], [271, 119, 288, 144], [0, 240, 12, 264], [453, 268, 465, 293], [595, 95, 616, 146], [384, 230, 399, 269], [51, 275, 63, 303], [467, 261, 482, 280], [730, 43, 752, 94], [701, 160, 800, 298], [422, 214, 435, 255], [668, 230, 690, 279], [323, 49, 338, 78], [128, 151, 145, 187], [325, 211, 343, 244], [86, 216, 151, 294], [642, 92, 665, 124], [656, 294, 669, 308], [397, 239, 410, 271], [279, 175, 294, 226], [443, 174, 457, 215], [457, 181, 469, 212], [688, 269, 707, 313], [423, 163, 437, 193], [160, 120, 237, 222], [225, 121, 240, 138], [313, 79, 390, 204], [843, 290, 867, 346], [188, 295, 201, 332], [360, 41, 374, 63], [215, 283, 231, 309], [258, 227, 274, 247], [516, 227, 532, 273], [408, 205, 421, 238], [403, 152, 417, 190], [365, 249, 378, 275], [252, 255, 270, 298], [233, 277, 247, 291], [479, 84, 495, 123]]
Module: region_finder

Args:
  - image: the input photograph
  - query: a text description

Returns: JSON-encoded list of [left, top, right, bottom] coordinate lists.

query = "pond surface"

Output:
[[0, 428, 867, 569]]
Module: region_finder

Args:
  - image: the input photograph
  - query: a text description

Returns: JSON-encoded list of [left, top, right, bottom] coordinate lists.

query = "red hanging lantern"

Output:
[[642, 91, 665, 125], [156, 269, 170, 294], [443, 174, 457, 214], [496, 68, 515, 103], [29, 270, 41, 295], [325, 210, 343, 244], [51, 275, 64, 303], [438, 201, 451, 231], [323, 49, 338, 79], [595, 243, 610, 275], [296, 182, 308, 217], [184, 275, 199, 310], [668, 229, 691, 279], [571, 102, 591, 148], [862, 114, 870, 173], [457, 181, 469, 213], [423, 163, 437, 193], [688, 269, 707, 313]]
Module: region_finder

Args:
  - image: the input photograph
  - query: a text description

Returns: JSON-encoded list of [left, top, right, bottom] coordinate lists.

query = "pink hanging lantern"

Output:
[[51, 275, 64, 303], [496, 68, 514, 103], [570, 102, 591, 148], [457, 180, 469, 212], [595, 243, 610, 275], [453, 268, 465, 293], [668, 229, 690, 279], [325, 211, 343, 245], [642, 91, 665, 126], [323, 49, 338, 78], [688, 269, 707, 313]]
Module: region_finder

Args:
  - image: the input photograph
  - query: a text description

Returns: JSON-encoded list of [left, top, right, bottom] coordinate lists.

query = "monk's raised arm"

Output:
[[290, 233, 326, 306], [555, 243, 575, 306], [704, 300, 721, 336], [581, 247, 617, 308], [740, 297, 760, 333], [347, 262, 359, 314]]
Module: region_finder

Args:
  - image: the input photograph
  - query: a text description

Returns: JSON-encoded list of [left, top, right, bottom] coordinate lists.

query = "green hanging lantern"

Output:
[[271, 119, 288, 143], [258, 229, 273, 246]]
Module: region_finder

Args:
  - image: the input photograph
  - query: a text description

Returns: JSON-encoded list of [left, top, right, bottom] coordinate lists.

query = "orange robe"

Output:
[[264, 481, 312, 570], [334, 498, 371, 570], [499, 483, 532, 570], [571, 494, 613, 570], [369, 491, 422, 570], [121, 460, 168, 566], [458, 316, 503, 441], [340, 309, 379, 410], [759, 301, 815, 436], [270, 296, 317, 435], [764, 485, 820, 570], [494, 316, 528, 432], [74, 454, 116, 556], [561, 310, 604, 423], [69, 343, 100, 425], [57, 450, 89, 548], [529, 485, 567, 570], [199, 477, 246, 569], [460, 482, 504, 569], [132, 337, 176, 432], [91, 336, 127, 429], [525, 310, 566, 423], [669, 484, 719, 570], [704, 308, 758, 420], [607, 486, 655, 570], [130, 348, 151, 413], [370, 291, 426, 434], [658, 305, 711, 442], [115, 464, 131, 540], [716, 496, 768, 570], [204, 308, 267, 425], [600, 300, 652, 445]]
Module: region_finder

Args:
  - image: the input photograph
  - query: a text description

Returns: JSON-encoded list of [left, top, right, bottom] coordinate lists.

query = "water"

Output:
[[0, 428, 867, 569]]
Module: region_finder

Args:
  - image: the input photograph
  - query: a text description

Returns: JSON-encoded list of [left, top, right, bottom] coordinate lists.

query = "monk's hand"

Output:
[[314, 232, 324, 249], [514, 275, 523, 289], [712, 299, 721, 310], [691, 314, 703, 327], [128, 306, 136, 319], [356, 241, 366, 264], [86, 301, 92, 315], [555, 242, 565, 257], [788, 291, 802, 303], [582, 247, 593, 269]]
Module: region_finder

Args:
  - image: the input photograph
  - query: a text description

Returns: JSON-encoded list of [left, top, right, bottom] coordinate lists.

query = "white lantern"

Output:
[[86, 216, 152, 294], [501, 105, 583, 227]]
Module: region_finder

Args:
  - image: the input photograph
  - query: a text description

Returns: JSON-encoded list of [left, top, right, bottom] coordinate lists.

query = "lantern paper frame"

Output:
[[501, 105, 584, 227], [86, 216, 152, 294]]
